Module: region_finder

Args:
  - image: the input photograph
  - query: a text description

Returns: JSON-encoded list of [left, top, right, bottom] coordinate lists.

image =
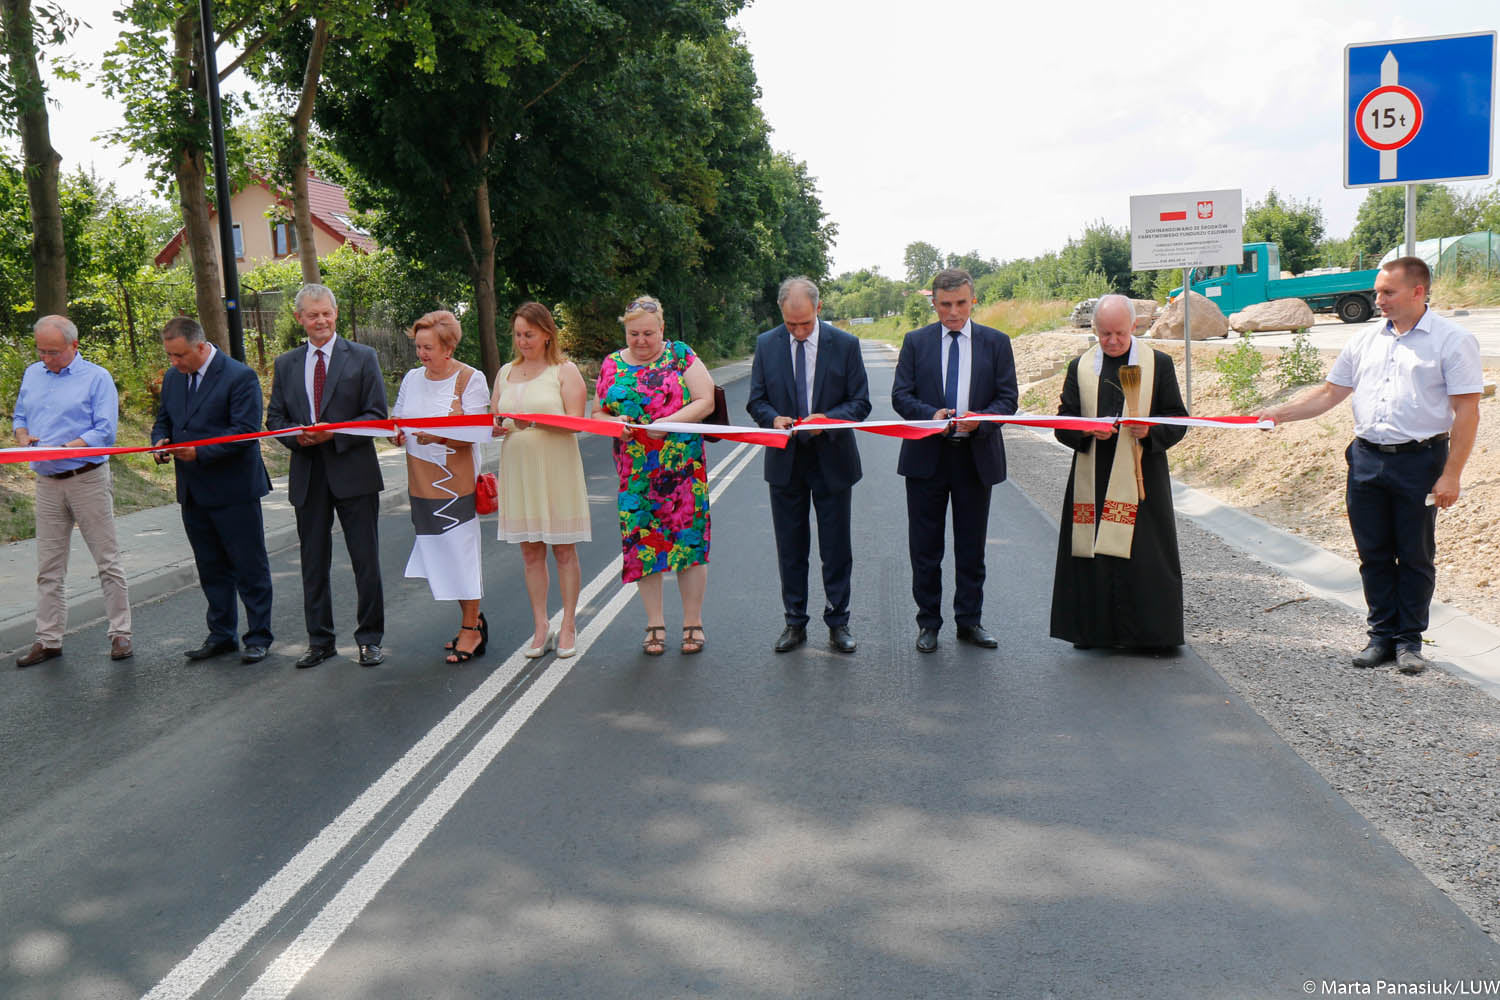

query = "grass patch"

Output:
[[1433, 272, 1500, 308]]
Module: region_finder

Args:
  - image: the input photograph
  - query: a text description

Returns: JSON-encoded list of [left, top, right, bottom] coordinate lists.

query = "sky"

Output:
[[18, 0, 1500, 278]]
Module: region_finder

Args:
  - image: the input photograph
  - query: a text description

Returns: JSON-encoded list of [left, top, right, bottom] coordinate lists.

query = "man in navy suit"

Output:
[[267, 284, 389, 669], [748, 277, 872, 653], [151, 316, 274, 663], [891, 268, 1018, 653]]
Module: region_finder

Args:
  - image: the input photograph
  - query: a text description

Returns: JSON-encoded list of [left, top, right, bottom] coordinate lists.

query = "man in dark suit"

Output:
[[151, 316, 274, 663], [748, 277, 871, 654], [891, 268, 1018, 653], [266, 284, 389, 668]]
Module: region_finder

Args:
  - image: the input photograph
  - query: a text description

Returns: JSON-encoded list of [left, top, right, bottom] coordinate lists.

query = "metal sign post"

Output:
[[1182, 267, 1192, 409], [1129, 189, 1244, 415]]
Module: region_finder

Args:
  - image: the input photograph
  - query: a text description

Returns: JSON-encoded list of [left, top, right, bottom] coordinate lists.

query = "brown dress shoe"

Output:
[[16, 643, 62, 668], [110, 636, 134, 661]]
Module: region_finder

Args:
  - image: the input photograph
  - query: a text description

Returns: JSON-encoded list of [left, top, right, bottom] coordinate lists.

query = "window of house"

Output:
[[271, 221, 298, 257], [232, 223, 244, 260]]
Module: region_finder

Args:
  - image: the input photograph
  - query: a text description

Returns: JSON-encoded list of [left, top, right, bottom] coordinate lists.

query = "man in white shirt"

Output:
[[1256, 257, 1482, 674]]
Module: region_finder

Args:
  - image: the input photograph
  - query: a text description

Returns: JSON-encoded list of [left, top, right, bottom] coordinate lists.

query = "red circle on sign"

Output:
[[1355, 85, 1423, 151]]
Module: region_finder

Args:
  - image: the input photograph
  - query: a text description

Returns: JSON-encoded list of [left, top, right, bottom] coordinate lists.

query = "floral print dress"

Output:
[[595, 341, 711, 583]]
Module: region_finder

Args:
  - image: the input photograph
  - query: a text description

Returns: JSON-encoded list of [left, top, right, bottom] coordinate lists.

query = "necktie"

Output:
[[188, 371, 199, 395], [313, 348, 326, 417], [793, 337, 809, 419], [944, 330, 961, 414]]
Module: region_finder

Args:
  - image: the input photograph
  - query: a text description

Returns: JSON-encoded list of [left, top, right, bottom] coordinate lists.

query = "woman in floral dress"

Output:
[[594, 295, 718, 655]]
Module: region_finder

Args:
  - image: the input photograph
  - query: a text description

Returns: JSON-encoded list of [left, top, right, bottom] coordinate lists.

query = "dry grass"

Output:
[[1433, 273, 1500, 308]]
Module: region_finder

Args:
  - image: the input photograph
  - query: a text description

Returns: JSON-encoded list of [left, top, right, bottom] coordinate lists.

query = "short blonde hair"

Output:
[[408, 310, 462, 352], [619, 294, 664, 325]]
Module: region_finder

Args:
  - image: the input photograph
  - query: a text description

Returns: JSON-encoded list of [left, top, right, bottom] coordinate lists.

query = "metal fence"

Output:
[[240, 289, 418, 376]]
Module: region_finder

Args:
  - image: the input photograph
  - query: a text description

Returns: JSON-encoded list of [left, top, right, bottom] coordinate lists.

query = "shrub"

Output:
[[903, 291, 931, 327], [1214, 334, 1265, 411], [1275, 328, 1323, 391]]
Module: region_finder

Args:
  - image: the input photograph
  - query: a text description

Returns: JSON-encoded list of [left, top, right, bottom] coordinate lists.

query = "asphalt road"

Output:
[[4, 342, 1499, 1000]]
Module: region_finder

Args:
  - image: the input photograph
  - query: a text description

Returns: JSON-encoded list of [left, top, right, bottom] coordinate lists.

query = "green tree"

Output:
[[1061, 221, 1132, 292], [1349, 184, 1467, 259], [317, 1, 818, 374], [0, 0, 77, 315], [903, 241, 943, 285], [945, 250, 998, 279], [1243, 188, 1325, 274]]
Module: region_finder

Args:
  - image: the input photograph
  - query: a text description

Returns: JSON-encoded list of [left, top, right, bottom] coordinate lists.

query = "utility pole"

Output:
[[197, 0, 245, 362]]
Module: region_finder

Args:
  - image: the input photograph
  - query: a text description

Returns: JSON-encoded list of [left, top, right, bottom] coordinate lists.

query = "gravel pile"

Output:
[[1004, 427, 1500, 935]]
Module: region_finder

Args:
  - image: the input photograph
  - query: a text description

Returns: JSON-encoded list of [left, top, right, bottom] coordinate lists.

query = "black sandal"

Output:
[[445, 611, 487, 651], [642, 626, 666, 656], [447, 621, 487, 663]]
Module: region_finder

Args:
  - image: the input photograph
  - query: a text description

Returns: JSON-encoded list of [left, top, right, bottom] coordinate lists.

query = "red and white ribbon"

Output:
[[0, 410, 1275, 466]]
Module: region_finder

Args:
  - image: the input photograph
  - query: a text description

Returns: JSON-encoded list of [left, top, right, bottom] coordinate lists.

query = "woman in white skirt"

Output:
[[491, 302, 591, 658], [392, 310, 491, 663]]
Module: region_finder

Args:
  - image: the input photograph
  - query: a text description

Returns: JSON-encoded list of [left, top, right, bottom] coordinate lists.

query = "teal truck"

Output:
[[1177, 242, 1382, 323]]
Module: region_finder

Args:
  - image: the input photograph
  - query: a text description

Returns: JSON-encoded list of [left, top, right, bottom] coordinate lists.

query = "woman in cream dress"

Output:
[[491, 302, 591, 658], [391, 310, 492, 663]]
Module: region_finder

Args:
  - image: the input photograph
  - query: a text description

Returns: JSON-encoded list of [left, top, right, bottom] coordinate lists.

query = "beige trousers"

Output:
[[34, 462, 132, 645]]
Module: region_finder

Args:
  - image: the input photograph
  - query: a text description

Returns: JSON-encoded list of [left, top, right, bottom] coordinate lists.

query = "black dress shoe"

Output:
[[241, 645, 269, 663], [915, 628, 939, 653], [296, 645, 338, 669], [828, 625, 857, 654], [956, 624, 999, 648], [358, 644, 385, 667], [1396, 648, 1428, 675], [1352, 642, 1394, 669], [185, 637, 237, 661], [774, 625, 807, 653]]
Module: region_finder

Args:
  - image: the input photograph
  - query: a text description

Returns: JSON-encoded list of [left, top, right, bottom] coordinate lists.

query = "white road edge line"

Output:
[[141, 439, 754, 1000], [239, 438, 760, 999]]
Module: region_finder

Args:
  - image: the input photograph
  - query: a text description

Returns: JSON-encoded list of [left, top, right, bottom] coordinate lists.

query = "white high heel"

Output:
[[555, 629, 577, 659], [524, 631, 556, 659]]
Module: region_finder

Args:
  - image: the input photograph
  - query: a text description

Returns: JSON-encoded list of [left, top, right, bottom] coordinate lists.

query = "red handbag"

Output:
[[475, 472, 498, 515]]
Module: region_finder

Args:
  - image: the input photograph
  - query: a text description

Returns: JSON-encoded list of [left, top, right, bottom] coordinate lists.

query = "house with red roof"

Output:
[[155, 174, 377, 271]]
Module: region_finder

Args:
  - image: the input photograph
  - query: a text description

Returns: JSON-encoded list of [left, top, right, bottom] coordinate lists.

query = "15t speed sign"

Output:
[[1356, 84, 1424, 150]]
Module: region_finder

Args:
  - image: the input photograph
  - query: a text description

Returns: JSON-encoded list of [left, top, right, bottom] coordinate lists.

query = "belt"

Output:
[[39, 462, 102, 481], [1357, 433, 1448, 454], [942, 434, 972, 446]]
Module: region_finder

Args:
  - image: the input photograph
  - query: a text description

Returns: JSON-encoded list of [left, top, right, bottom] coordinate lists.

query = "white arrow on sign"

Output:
[[1354, 51, 1424, 179], [1381, 52, 1398, 179]]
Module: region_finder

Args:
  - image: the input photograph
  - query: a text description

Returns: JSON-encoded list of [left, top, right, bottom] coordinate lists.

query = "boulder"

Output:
[[1130, 298, 1158, 332], [1228, 298, 1315, 333], [1147, 291, 1229, 340]]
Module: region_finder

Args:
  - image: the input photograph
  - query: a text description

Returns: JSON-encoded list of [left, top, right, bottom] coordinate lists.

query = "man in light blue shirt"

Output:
[[11, 315, 133, 666], [1257, 258, 1482, 675]]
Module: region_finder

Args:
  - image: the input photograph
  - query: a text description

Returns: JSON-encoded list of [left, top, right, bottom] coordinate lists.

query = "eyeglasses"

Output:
[[625, 299, 660, 313]]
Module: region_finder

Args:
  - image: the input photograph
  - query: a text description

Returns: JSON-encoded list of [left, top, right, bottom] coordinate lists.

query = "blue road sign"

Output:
[[1345, 31, 1495, 188]]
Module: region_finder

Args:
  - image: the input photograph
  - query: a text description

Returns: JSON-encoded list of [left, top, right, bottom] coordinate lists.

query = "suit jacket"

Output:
[[151, 351, 272, 508], [890, 322, 1018, 486], [746, 320, 871, 495], [265, 337, 388, 507]]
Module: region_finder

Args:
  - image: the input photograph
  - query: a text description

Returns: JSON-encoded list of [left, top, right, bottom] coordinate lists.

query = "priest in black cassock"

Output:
[[1050, 294, 1189, 649]]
